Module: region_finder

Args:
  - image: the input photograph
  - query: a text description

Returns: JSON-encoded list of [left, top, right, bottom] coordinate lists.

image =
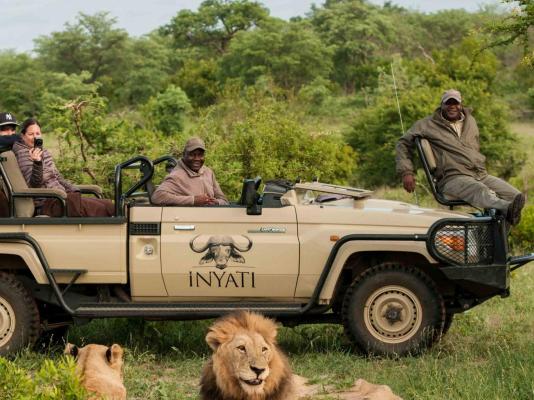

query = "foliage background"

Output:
[[1, 0, 532, 204]]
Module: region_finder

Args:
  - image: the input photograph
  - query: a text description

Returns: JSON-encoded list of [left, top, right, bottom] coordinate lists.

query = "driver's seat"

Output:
[[145, 156, 177, 204]]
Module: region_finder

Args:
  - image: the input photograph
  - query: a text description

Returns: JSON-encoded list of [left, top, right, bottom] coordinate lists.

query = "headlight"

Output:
[[429, 220, 494, 266], [436, 232, 465, 252]]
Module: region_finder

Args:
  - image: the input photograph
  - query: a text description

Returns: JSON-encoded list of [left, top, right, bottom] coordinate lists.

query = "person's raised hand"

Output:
[[29, 148, 43, 162], [402, 174, 416, 193]]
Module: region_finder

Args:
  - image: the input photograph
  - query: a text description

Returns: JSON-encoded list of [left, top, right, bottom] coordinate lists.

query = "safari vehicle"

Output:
[[0, 144, 532, 357]]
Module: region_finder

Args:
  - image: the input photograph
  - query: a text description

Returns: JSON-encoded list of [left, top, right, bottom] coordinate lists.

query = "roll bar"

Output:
[[114, 156, 154, 217]]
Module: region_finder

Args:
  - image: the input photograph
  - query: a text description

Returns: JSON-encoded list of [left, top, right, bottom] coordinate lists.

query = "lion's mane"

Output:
[[200, 311, 294, 400]]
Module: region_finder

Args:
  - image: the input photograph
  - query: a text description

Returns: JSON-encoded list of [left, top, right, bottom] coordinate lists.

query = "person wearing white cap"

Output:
[[396, 89, 525, 226], [152, 137, 228, 206]]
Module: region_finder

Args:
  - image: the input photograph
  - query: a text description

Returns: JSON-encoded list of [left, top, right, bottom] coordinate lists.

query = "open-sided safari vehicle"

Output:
[[0, 147, 532, 357]]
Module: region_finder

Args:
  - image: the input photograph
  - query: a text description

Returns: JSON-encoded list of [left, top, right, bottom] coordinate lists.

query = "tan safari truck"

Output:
[[0, 149, 532, 357]]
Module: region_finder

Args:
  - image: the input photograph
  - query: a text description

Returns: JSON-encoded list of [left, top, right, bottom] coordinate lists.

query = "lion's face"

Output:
[[202, 311, 293, 400], [218, 331, 273, 395]]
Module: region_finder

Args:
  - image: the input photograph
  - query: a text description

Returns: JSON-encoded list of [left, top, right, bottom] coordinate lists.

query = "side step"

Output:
[[74, 302, 305, 318]]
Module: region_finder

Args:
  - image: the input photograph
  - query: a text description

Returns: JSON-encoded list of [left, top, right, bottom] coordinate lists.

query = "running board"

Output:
[[74, 302, 306, 318]]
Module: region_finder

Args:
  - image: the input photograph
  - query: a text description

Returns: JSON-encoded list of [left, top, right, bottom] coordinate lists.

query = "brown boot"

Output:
[[506, 193, 526, 226]]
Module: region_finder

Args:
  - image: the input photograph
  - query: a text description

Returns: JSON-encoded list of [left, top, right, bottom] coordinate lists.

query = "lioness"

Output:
[[65, 343, 127, 400], [200, 311, 295, 400]]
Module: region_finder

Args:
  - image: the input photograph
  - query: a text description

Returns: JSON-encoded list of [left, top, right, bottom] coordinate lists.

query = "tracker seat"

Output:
[[414, 137, 469, 209]]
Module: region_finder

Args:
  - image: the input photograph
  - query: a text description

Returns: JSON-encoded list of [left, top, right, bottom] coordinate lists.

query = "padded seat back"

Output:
[[0, 150, 34, 217], [420, 138, 437, 172]]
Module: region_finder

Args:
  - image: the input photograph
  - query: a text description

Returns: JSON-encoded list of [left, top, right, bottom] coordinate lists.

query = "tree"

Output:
[[311, 0, 397, 93], [220, 19, 333, 89], [175, 58, 221, 107], [0, 51, 47, 116], [485, 0, 534, 67], [0, 51, 99, 118], [143, 85, 191, 135], [160, 0, 270, 55], [34, 12, 130, 101], [116, 34, 174, 106]]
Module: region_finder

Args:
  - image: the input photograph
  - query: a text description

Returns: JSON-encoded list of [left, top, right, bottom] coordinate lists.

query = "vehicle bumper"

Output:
[[440, 264, 509, 296]]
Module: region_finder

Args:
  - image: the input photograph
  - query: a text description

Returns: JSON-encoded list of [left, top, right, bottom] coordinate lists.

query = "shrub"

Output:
[[143, 85, 191, 135], [192, 89, 355, 199], [509, 204, 534, 252], [0, 356, 86, 399]]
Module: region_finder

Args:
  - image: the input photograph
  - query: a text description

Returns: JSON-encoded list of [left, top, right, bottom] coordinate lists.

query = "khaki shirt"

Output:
[[395, 107, 487, 190], [151, 159, 228, 206], [448, 112, 465, 138]]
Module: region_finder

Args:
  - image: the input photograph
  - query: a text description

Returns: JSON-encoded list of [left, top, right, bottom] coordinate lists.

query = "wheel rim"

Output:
[[0, 295, 16, 347], [364, 285, 422, 344]]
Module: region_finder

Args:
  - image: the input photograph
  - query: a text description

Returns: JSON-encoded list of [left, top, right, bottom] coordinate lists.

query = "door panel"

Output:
[[161, 206, 299, 299], [26, 224, 126, 284]]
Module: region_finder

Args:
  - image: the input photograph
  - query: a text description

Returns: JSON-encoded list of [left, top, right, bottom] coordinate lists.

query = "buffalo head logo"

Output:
[[189, 235, 253, 269]]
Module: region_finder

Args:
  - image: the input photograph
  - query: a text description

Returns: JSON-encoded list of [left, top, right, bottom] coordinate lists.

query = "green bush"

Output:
[[143, 85, 191, 135], [509, 204, 534, 252], [192, 89, 355, 199], [297, 77, 334, 109], [0, 356, 86, 399]]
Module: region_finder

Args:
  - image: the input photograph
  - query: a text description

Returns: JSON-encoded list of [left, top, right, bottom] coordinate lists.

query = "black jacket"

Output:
[[0, 134, 20, 149]]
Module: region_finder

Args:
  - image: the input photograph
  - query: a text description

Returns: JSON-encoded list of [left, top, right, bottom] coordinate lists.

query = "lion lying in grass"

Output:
[[200, 311, 295, 400], [65, 343, 126, 400]]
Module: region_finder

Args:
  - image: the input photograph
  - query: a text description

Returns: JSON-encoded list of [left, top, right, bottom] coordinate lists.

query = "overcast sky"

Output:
[[1, 0, 502, 53]]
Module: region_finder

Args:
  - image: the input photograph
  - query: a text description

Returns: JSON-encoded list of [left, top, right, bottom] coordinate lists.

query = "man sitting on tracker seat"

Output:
[[395, 89, 525, 225]]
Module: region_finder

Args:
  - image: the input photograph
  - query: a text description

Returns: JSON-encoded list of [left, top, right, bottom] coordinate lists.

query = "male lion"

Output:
[[65, 343, 127, 400], [200, 311, 295, 400]]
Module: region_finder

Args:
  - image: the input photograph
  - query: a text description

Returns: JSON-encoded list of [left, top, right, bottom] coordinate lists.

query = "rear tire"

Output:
[[342, 263, 445, 356], [0, 272, 40, 356]]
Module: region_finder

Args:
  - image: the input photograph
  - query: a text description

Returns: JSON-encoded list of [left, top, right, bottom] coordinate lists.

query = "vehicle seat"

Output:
[[0, 150, 67, 217], [146, 156, 177, 204], [414, 137, 469, 209]]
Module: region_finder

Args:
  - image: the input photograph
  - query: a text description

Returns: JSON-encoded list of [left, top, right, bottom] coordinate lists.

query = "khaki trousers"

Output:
[[441, 175, 520, 213]]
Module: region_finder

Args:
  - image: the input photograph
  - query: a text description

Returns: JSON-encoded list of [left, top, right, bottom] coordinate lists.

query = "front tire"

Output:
[[0, 272, 40, 357], [342, 263, 444, 356]]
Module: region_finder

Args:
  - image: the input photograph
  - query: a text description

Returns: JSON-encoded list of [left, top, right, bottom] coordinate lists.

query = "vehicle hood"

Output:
[[295, 198, 471, 230]]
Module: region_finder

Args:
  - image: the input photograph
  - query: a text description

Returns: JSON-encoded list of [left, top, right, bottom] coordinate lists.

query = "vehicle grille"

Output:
[[129, 222, 161, 235], [429, 220, 494, 265]]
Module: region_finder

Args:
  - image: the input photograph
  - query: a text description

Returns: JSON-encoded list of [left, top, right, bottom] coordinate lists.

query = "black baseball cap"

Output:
[[0, 112, 19, 127]]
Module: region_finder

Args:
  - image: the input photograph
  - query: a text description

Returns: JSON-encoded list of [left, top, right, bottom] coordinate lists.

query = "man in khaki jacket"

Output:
[[152, 137, 228, 206], [396, 89, 525, 225]]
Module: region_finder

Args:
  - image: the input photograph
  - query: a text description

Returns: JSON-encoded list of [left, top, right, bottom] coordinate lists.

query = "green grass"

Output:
[[9, 266, 533, 400]]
